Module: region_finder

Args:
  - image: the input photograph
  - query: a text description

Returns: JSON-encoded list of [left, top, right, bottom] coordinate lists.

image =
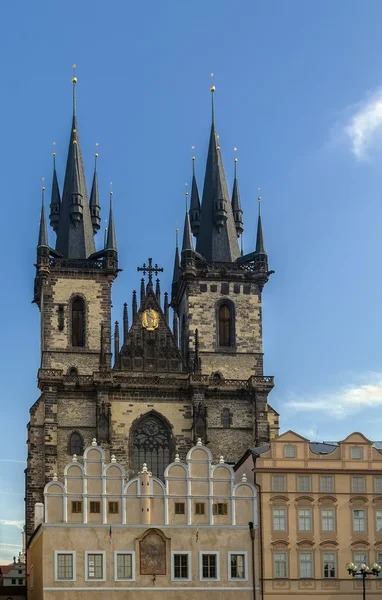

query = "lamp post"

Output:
[[346, 562, 381, 600]]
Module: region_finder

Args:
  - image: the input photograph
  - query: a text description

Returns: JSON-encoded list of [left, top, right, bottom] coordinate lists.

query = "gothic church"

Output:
[[26, 76, 279, 536]]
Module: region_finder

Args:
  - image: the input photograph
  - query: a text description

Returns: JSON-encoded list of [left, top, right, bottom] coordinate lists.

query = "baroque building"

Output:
[[26, 75, 278, 538]]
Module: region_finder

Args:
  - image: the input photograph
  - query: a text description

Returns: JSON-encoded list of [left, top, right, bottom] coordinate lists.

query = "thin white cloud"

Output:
[[0, 521, 24, 531], [286, 372, 382, 419], [345, 88, 382, 160]]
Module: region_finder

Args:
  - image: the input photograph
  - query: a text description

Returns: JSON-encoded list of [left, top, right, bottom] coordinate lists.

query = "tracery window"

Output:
[[71, 296, 85, 347], [217, 301, 235, 347], [132, 414, 174, 480], [69, 432, 83, 456]]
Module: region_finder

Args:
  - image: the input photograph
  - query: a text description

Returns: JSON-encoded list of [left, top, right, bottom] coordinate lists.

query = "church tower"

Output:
[[27, 75, 119, 536], [26, 77, 278, 539]]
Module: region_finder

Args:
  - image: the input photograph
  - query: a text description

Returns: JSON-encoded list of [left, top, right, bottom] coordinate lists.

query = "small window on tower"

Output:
[[69, 432, 83, 456], [217, 301, 235, 347], [222, 408, 231, 428], [71, 296, 85, 347]]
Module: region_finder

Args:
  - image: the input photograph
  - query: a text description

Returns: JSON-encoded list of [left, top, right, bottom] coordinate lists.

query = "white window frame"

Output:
[[84, 551, 106, 582], [323, 552, 337, 578], [299, 551, 314, 579], [320, 476, 334, 493], [354, 552, 368, 578], [351, 447, 363, 460], [272, 475, 286, 492], [375, 477, 382, 494], [284, 445, 296, 458], [199, 551, 220, 581], [321, 508, 335, 532], [228, 551, 248, 581], [274, 551, 288, 578], [297, 475, 311, 492], [298, 508, 312, 531], [376, 510, 382, 532], [171, 551, 192, 582], [353, 509, 366, 532], [54, 551, 76, 582], [352, 476, 366, 493], [114, 551, 136, 581], [273, 507, 287, 531]]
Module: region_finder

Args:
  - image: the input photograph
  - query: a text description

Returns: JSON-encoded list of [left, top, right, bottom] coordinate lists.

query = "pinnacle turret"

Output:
[[105, 192, 117, 252], [255, 196, 266, 256], [49, 154, 61, 232], [38, 186, 49, 248], [231, 159, 243, 237], [189, 157, 201, 237], [89, 153, 101, 234]]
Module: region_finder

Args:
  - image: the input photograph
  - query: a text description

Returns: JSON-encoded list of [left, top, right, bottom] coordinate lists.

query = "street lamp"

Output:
[[346, 562, 381, 600]]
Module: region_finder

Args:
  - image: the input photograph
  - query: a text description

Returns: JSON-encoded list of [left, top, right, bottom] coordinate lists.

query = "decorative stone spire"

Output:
[[171, 228, 181, 301], [182, 199, 194, 253], [155, 278, 161, 302], [164, 292, 169, 324], [231, 157, 243, 237], [55, 72, 96, 258], [189, 155, 201, 237], [38, 185, 49, 248], [113, 321, 120, 369], [255, 193, 266, 255], [89, 148, 101, 234], [49, 150, 61, 232], [140, 278, 145, 308], [132, 290, 137, 321], [123, 303, 129, 343], [193, 328, 201, 373], [196, 84, 240, 262], [105, 190, 117, 252]]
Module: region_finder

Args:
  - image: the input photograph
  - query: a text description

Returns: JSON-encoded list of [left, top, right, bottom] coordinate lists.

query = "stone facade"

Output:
[[28, 440, 258, 599]]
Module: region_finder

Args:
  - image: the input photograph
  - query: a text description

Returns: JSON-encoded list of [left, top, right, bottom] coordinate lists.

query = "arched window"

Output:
[[69, 432, 83, 456], [132, 413, 174, 480], [68, 367, 78, 377], [218, 302, 234, 347], [71, 297, 85, 347]]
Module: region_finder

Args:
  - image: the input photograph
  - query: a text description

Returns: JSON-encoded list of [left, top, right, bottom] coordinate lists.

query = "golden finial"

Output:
[[42, 177, 45, 191], [185, 186, 189, 212], [73, 140, 77, 144], [52, 141, 56, 158], [95, 142, 99, 158], [191, 145, 195, 161], [234, 148, 238, 177], [110, 181, 113, 196], [210, 72, 215, 93], [258, 188, 262, 216], [176, 227, 179, 248], [72, 64, 77, 84]]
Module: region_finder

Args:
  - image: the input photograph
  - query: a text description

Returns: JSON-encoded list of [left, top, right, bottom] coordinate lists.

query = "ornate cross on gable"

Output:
[[137, 258, 164, 287]]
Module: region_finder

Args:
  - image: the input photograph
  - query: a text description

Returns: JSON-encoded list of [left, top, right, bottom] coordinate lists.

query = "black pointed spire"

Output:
[[182, 193, 194, 252], [113, 321, 120, 369], [49, 151, 61, 232], [38, 185, 49, 248], [155, 278, 161, 302], [89, 150, 101, 234], [55, 74, 96, 258], [172, 229, 181, 282], [105, 190, 117, 252], [140, 278, 145, 307], [255, 194, 266, 255], [196, 85, 240, 262], [132, 290, 137, 321], [164, 292, 169, 324], [123, 303, 129, 344], [231, 158, 243, 237], [189, 156, 201, 237]]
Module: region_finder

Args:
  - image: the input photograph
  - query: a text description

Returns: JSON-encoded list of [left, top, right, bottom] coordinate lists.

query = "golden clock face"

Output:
[[141, 308, 159, 331]]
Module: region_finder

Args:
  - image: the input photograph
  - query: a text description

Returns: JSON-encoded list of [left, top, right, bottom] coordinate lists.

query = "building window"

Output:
[[12, 579, 16, 585], [322, 508, 335, 531], [132, 413, 174, 481], [173, 554, 189, 579], [218, 302, 233, 347], [376, 510, 382, 532], [213, 503, 228, 515], [195, 503, 205, 515], [297, 475, 311, 492], [72, 501, 82, 514], [375, 477, 382, 494], [71, 296, 85, 347], [353, 509, 366, 532], [274, 552, 288, 578], [200, 552, 220, 580], [323, 552, 336, 578], [54, 551, 76, 582], [354, 552, 368, 577], [273, 508, 287, 531], [351, 447, 363, 460], [175, 502, 185, 515], [272, 475, 286, 492], [86, 552, 105, 581], [90, 501, 101, 514], [298, 508, 312, 531], [377, 553, 382, 577], [229, 553, 247, 579], [108, 502, 119, 514], [284, 445, 296, 458], [352, 476, 366, 493], [299, 552, 313, 578], [18, 578, 23, 584], [69, 432, 83, 456], [222, 408, 232, 428], [115, 552, 134, 580], [320, 476, 334, 493]]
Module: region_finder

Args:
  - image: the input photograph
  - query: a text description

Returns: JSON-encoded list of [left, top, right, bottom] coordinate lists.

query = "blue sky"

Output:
[[2, 0, 382, 562]]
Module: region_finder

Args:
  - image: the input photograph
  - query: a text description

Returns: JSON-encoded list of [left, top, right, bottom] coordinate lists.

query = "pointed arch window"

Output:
[[218, 301, 235, 348], [69, 432, 83, 456], [132, 413, 174, 480], [71, 297, 85, 347]]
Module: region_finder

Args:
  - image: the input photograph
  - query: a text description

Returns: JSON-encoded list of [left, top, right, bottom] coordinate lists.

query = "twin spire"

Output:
[[41, 73, 116, 259]]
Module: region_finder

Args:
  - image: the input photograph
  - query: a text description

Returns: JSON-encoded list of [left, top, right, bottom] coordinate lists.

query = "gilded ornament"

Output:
[[141, 308, 159, 331]]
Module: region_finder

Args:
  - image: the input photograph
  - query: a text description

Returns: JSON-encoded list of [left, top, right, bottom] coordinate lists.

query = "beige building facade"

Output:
[[235, 430, 382, 599], [28, 438, 259, 599]]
